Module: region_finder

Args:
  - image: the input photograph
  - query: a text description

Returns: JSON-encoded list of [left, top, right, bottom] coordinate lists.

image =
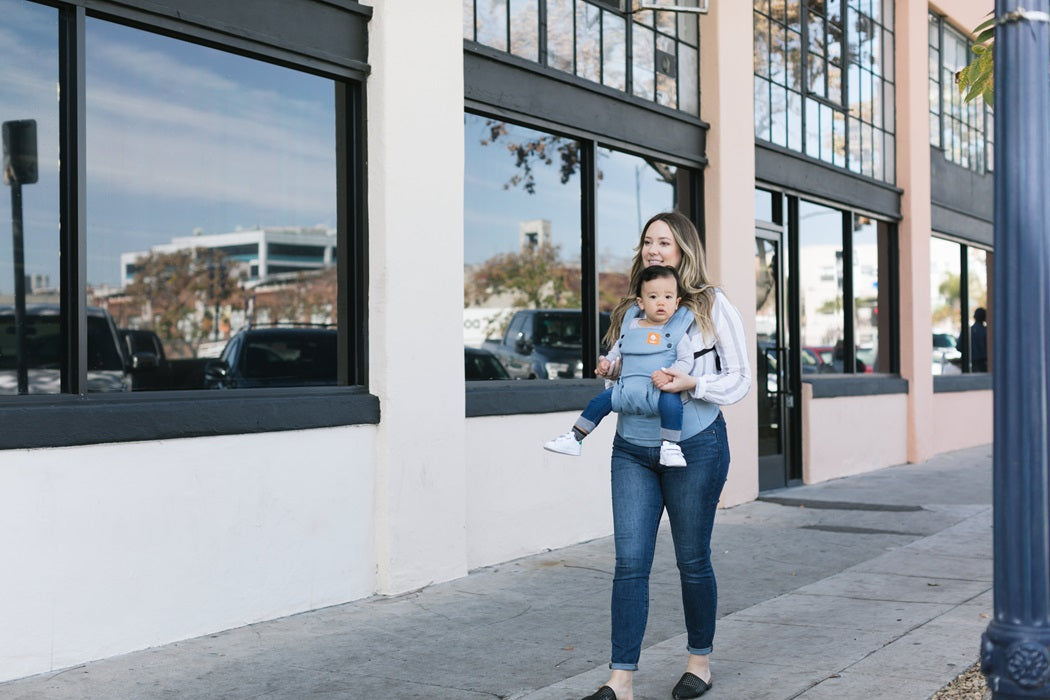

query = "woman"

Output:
[[582, 211, 751, 700]]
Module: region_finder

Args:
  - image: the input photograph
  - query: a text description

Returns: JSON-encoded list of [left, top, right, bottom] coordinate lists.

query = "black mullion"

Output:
[[841, 209, 855, 373], [505, 0, 512, 54], [59, 5, 86, 395], [538, 0, 548, 66], [579, 139, 598, 375], [937, 17, 946, 155], [572, 0, 578, 75], [624, 6, 633, 96], [888, 221, 900, 374], [786, 195, 802, 481]]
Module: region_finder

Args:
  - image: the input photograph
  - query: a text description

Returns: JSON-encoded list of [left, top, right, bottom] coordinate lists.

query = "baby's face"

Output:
[[637, 276, 680, 323]]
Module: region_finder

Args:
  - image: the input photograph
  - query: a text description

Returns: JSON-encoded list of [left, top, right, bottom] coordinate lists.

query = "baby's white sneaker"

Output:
[[544, 432, 582, 456], [660, 440, 686, 467]]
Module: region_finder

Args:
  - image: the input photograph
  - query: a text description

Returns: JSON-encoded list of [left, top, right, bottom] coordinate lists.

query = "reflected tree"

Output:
[[465, 242, 580, 310], [120, 248, 237, 357]]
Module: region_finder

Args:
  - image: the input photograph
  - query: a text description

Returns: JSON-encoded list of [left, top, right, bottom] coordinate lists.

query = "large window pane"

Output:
[[510, 0, 539, 61], [86, 19, 338, 391], [595, 148, 679, 316], [476, 0, 509, 51], [853, 214, 879, 372], [463, 114, 583, 379], [602, 12, 627, 92], [547, 0, 575, 72], [930, 236, 962, 375], [799, 201, 845, 371], [0, 0, 61, 395]]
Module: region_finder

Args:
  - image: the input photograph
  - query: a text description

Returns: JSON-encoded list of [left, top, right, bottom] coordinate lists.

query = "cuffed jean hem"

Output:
[[609, 662, 639, 671], [687, 645, 712, 656], [659, 427, 682, 442]]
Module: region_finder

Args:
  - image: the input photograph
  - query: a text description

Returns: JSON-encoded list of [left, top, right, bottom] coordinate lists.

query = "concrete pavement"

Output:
[[0, 445, 992, 700]]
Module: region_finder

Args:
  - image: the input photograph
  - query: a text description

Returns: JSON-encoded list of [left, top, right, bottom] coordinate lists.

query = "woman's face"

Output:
[[640, 220, 682, 270]]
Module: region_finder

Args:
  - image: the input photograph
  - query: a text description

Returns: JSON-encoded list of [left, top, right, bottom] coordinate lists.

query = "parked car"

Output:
[[0, 304, 129, 394], [481, 309, 611, 380], [465, 346, 510, 380], [204, 326, 337, 389]]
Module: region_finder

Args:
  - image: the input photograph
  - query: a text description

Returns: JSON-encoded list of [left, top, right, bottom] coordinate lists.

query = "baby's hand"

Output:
[[595, 356, 612, 377]]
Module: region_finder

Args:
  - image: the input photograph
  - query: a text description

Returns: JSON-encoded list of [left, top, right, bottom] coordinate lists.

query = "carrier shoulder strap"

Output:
[[694, 345, 721, 372]]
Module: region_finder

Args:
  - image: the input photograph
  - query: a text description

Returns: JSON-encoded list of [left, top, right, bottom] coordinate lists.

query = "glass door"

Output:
[[756, 227, 792, 490]]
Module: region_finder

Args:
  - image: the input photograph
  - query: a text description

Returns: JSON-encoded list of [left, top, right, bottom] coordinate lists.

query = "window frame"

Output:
[[0, 0, 376, 450]]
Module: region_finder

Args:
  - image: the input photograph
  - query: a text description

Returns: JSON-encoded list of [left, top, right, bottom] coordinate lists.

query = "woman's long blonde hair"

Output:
[[604, 211, 717, 347]]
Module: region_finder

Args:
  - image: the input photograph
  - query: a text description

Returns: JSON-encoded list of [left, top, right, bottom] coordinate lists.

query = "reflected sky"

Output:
[[0, 2, 337, 292], [464, 113, 676, 270]]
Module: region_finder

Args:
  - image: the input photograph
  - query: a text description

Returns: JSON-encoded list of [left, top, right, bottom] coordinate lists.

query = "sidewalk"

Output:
[[0, 445, 992, 700]]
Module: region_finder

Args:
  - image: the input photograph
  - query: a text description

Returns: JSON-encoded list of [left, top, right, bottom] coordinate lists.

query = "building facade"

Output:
[[0, 0, 991, 682]]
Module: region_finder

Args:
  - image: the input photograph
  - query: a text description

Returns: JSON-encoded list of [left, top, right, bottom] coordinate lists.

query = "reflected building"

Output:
[[119, 226, 336, 288]]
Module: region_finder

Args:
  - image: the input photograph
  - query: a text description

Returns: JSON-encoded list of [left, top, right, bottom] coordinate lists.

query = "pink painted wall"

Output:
[[800, 384, 909, 484]]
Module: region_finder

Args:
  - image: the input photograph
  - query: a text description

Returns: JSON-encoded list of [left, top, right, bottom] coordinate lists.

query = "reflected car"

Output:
[[0, 304, 129, 394], [204, 326, 337, 389], [465, 346, 510, 380], [856, 347, 877, 373], [932, 332, 961, 375]]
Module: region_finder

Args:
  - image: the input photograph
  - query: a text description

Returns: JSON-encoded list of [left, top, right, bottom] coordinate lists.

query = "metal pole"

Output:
[[10, 180, 28, 394], [981, 3, 1050, 698]]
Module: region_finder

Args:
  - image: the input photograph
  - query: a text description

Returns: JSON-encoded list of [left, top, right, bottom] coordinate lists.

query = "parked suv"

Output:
[[204, 326, 337, 389], [0, 304, 129, 394]]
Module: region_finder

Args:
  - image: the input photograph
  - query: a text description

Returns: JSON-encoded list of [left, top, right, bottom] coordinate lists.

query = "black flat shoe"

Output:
[[580, 685, 618, 700], [672, 671, 712, 699]]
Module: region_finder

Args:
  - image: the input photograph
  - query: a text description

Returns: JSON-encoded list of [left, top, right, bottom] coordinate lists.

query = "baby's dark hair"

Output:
[[638, 264, 684, 296]]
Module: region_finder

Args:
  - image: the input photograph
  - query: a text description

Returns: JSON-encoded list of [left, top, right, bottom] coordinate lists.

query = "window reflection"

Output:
[[852, 214, 880, 373], [595, 148, 678, 314], [85, 19, 338, 391], [0, 0, 60, 395], [798, 201, 844, 371], [967, 247, 989, 372], [930, 237, 962, 375], [463, 114, 583, 379]]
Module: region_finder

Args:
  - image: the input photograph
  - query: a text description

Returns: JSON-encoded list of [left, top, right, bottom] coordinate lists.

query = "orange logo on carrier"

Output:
[[647, 332, 660, 345]]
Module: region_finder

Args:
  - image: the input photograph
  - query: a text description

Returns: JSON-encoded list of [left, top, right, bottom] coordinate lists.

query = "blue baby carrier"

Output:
[[610, 306, 695, 416]]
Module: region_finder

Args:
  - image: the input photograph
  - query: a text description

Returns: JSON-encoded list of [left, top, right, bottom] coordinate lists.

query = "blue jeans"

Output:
[[608, 413, 730, 670], [577, 387, 683, 442]]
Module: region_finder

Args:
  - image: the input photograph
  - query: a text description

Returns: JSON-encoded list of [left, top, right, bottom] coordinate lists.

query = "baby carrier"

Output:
[[610, 306, 694, 416]]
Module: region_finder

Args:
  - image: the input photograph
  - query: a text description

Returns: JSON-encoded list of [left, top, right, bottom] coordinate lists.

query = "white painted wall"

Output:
[[466, 412, 617, 569], [801, 386, 909, 484], [0, 427, 377, 682], [367, 0, 468, 594]]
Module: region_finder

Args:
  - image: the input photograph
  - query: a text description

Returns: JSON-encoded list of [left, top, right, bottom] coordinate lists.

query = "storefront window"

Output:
[[930, 236, 991, 374], [85, 18, 338, 391], [464, 112, 698, 384], [463, 114, 583, 378], [0, 0, 60, 394]]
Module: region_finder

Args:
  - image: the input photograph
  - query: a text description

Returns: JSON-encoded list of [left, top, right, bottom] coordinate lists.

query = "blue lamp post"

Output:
[[980, 2, 1050, 698]]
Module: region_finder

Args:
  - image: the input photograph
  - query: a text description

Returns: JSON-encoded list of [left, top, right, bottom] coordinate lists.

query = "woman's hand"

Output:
[[652, 366, 697, 393]]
